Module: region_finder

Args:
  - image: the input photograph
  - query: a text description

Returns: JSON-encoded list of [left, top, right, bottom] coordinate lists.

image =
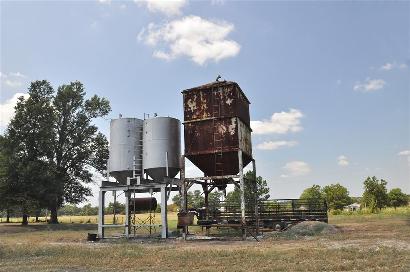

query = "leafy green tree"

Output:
[[225, 171, 270, 207], [322, 183, 352, 210], [191, 190, 205, 208], [299, 184, 324, 206], [6, 80, 110, 224], [173, 189, 224, 210], [362, 176, 388, 212], [58, 204, 82, 216], [208, 191, 223, 209], [388, 188, 408, 209], [0, 135, 13, 223], [80, 204, 99, 216], [106, 202, 125, 215]]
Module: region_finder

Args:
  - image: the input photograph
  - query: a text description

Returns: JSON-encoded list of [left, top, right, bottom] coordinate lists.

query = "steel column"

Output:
[[98, 190, 106, 238], [252, 159, 259, 235], [161, 184, 168, 238], [124, 191, 130, 238], [238, 150, 246, 240], [180, 155, 188, 239]]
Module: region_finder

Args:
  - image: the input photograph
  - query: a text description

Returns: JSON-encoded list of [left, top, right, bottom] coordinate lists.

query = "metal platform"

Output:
[[98, 176, 181, 239]]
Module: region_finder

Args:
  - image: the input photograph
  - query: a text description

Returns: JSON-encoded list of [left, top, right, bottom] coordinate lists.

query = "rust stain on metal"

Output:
[[183, 81, 253, 177], [183, 81, 250, 126]]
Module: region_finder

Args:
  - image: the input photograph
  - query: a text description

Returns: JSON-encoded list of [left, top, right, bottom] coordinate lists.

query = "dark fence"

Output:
[[195, 199, 328, 228]]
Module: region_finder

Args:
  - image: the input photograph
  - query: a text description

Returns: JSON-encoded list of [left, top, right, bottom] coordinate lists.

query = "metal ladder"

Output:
[[133, 126, 143, 178], [212, 89, 224, 176]]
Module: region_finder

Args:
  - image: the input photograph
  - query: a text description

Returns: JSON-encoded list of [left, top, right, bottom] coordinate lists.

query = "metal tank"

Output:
[[108, 117, 143, 183], [183, 81, 253, 177], [143, 117, 181, 182]]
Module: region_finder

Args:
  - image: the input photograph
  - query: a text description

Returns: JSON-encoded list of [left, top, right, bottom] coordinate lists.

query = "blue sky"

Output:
[[1, 0, 409, 205]]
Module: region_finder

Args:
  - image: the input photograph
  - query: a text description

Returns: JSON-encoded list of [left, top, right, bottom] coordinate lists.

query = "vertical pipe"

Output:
[[133, 155, 136, 178], [161, 185, 168, 238], [204, 183, 210, 236], [180, 155, 188, 239], [98, 190, 105, 238], [252, 159, 259, 235], [113, 191, 117, 225], [238, 150, 246, 240], [125, 191, 130, 238], [180, 155, 187, 212], [165, 152, 169, 177]]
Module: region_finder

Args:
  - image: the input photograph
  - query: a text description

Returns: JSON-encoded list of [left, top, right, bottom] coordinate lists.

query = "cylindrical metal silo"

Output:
[[108, 117, 143, 183], [143, 117, 181, 182]]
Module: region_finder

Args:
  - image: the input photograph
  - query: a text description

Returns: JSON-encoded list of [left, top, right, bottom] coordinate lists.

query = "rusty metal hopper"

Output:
[[183, 81, 253, 177]]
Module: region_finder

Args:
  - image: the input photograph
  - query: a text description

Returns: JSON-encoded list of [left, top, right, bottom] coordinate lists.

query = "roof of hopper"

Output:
[[181, 80, 250, 104]]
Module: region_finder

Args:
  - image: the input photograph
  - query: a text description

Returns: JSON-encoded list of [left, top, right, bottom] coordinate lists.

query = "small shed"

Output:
[[344, 203, 361, 211]]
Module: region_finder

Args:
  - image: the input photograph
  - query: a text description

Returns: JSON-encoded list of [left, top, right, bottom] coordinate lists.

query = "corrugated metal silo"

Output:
[[108, 117, 143, 183], [183, 81, 253, 177], [143, 117, 181, 182]]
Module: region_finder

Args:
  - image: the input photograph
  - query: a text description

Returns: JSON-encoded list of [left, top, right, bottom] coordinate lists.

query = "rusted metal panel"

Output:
[[183, 81, 253, 177], [184, 117, 252, 176], [238, 120, 252, 156], [183, 81, 250, 126]]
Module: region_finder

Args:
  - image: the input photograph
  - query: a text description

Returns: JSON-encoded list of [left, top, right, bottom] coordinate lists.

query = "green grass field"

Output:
[[0, 208, 409, 271]]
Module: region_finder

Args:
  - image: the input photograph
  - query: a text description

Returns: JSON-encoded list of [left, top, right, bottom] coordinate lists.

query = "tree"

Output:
[[6, 80, 110, 223], [362, 176, 388, 212], [322, 183, 352, 210], [0, 135, 15, 223], [299, 184, 324, 206], [388, 188, 408, 209], [106, 202, 125, 215], [208, 191, 223, 209], [172, 189, 224, 210], [225, 171, 270, 207]]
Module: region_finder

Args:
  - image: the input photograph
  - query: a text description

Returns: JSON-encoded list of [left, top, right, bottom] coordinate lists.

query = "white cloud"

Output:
[[211, 0, 225, 5], [398, 150, 410, 156], [1, 72, 27, 88], [138, 15, 240, 65], [136, 0, 187, 17], [353, 78, 386, 92], [0, 93, 29, 129], [380, 62, 394, 71], [398, 150, 410, 166], [280, 161, 311, 178], [97, 0, 111, 4], [251, 109, 303, 135], [338, 155, 349, 166], [256, 140, 298, 151], [379, 62, 408, 71]]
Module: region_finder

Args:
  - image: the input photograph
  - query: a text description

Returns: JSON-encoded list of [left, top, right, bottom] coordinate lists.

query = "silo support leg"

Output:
[[238, 150, 246, 240], [125, 191, 130, 238], [98, 190, 106, 238], [253, 160, 259, 235], [161, 185, 168, 239]]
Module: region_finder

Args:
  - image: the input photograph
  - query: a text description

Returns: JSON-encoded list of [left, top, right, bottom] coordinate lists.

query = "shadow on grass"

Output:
[[0, 223, 97, 233]]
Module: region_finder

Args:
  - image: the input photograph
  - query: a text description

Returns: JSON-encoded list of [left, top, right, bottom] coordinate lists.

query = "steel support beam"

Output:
[[124, 191, 130, 238], [161, 184, 168, 238], [180, 155, 188, 239], [98, 190, 106, 238], [238, 150, 246, 240], [252, 159, 259, 235]]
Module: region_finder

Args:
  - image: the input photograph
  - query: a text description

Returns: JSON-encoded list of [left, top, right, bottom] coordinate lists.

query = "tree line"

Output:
[[0, 80, 110, 224], [299, 176, 409, 212]]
